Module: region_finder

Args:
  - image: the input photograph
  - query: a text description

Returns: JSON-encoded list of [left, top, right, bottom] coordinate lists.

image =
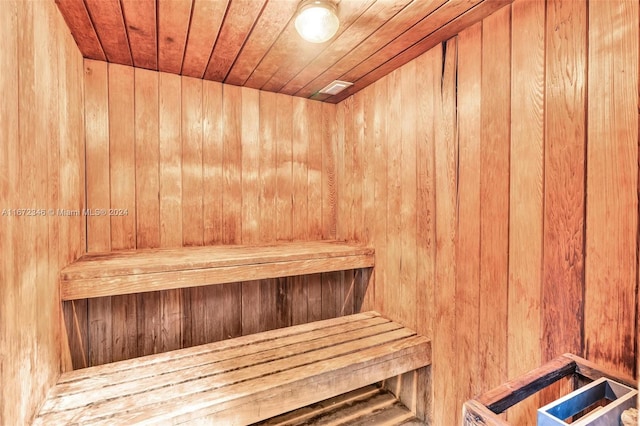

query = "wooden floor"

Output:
[[255, 385, 424, 426]]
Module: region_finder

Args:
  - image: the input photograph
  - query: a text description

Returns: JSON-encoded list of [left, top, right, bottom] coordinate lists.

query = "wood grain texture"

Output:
[[84, 0, 131, 65], [35, 312, 431, 425], [223, 84, 242, 244], [159, 72, 183, 248], [479, 5, 511, 395], [414, 48, 437, 341], [181, 0, 228, 78], [55, 0, 507, 101], [324, 0, 513, 103], [80, 68, 351, 366], [225, 0, 297, 86], [0, 3, 86, 422], [120, 0, 156, 70], [507, 0, 544, 423], [202, 80, 224, 245], [108, 64, 135, 251], [157, 0, 191, 75], [181, 77, 204, 247], [256, 385, 419, 425], [62, 242, 374, 300], [85, 60, 110, 252], [204, 0, 267, 81], [455, 21, 482, 419], [585, 0, 638, 376], [433, 39, 457, 426], [54, 0, 105, 60], [543, 0, 586, 366], [134, 68, 160, 249]]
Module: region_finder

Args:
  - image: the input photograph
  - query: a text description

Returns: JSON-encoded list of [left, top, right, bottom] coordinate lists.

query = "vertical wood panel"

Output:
[[85, 60, 110, 252], [479, 6, 511, 393], [158, 72, 184, 352], [258, 91, 279, 331], [433, 40, 457, 426], [222, 85, 242, 244], [399, 61, 417, 330], [259, 91, 278, 242], [543, 0, 586, 366], [586, 0, 638, 376], [414, 45, 436, 341], [85, 60, 112, 365], [221, 84, 243, 338], [385, 71, 402, 324], [321, 103, 337, 240], [276, 94, 293, 241], [181, 77, 204, 246], [292, 98, 310, 324], [159, 72, 183, 248], [241, 87, 260, 244], [134, 68, 160, 249], [202, 80, 223, 245], [371, 79, 388, 315], [108, 64, 136, 250], [361, 85, 376, 312], [16, 5, 38, 421], [508, 1, 545, 422], [455, 21, 482, 415], [307, 101, 323, 321], [111, 294, 137, 362], [241, 87, 261, 335]]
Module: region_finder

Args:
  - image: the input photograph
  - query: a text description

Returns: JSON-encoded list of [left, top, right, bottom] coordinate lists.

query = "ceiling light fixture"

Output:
[[294, 0, 340, 44]]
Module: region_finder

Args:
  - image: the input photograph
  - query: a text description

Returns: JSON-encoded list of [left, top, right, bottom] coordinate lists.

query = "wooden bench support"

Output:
[[36, 311, 431, 425], [462, 354, 637, 426], [60, 240, 374, 300], [256, 385, 424, 425]]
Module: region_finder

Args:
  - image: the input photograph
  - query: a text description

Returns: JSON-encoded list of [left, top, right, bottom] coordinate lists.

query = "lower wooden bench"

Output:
[[36, 311, 431, 425]]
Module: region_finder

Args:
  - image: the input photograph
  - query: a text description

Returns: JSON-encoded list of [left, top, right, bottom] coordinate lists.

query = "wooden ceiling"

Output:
[[55, 0, 510, 103]]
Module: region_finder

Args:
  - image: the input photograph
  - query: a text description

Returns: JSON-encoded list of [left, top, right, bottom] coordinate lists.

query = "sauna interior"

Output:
[[1, 0, 639, 424]]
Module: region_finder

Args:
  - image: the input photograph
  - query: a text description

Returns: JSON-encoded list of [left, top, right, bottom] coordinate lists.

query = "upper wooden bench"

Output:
[[61, 240, 374, 300], [35, 311, 431, 425]]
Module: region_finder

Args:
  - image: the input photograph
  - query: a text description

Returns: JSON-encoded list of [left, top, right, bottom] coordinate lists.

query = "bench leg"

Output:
[[382, 366, 432, 424]]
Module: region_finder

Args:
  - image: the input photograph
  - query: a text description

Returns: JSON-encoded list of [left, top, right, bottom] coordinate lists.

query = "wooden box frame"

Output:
[[462, 353, 637, 426]]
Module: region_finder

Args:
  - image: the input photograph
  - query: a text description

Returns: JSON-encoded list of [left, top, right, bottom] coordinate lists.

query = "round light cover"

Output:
[[295, 0, 339, 43]]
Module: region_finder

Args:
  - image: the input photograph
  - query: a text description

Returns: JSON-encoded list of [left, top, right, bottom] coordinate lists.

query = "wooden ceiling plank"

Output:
[[336, 0, 485, 88], [280, 0, 416, 96], [245, 0, 376, 91], [54, 0, 106, 61], [294, 0, 447, 99], [84, 0, 132, 65], [224, 0, 299, 87], [157, 0, 193, 75], [203, 0, 268, 82], [121, 0, 157, 70], [325, 0, 514, 103], [182, 0, 229, 79]]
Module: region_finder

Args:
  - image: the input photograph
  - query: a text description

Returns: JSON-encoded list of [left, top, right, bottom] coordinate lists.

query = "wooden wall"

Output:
[[0, 1, 86, 424], [337, 0, 639, 424], [67, 63, 365, 368]]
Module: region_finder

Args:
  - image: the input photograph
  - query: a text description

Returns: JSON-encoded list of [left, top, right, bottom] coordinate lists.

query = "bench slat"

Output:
[[57, 311, 379, 384], [44, 321, 404, 411], [123, 335, 430, 425], [61, 241, 374, 300], [35, 312, 431, 426]]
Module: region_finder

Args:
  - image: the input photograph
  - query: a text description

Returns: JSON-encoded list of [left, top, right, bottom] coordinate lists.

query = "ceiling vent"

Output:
[[318, 80, 354, 95]]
